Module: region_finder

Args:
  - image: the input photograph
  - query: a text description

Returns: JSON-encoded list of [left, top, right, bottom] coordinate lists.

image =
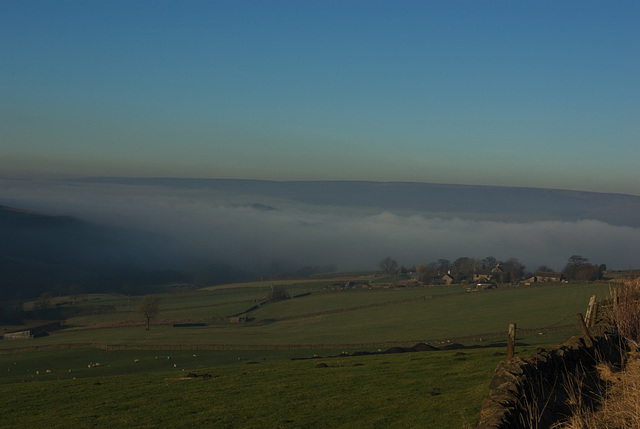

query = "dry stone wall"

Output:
[[476, 318, 624, 428]]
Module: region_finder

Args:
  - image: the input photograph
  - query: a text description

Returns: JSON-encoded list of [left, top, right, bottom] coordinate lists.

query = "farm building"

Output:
[[472, 271, 492, 283], [2, 321, 63, 340], [441, 273, 457, 285], [537, 272, 565, 282], [472, 264, 503, 283], [3, 330, 32, 340], [523, 272, 566, 284]]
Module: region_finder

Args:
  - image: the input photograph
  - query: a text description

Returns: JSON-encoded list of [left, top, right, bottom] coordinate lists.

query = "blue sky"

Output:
[[1, 1, 639, 195]]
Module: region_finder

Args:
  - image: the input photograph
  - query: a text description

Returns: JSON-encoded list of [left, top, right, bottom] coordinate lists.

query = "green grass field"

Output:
[[2, 281, 610, 349], [0, 278, 614, 427], [0, 346, 526, 428]]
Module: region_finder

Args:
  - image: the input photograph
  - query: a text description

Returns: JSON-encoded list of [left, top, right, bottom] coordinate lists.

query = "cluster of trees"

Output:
[[380, 255, 526, 284], [562, 255, 606, 281], [379, 254, 606, 285]]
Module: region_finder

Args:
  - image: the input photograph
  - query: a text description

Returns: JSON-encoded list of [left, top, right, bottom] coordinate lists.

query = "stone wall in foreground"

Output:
[[476, 321, 625, 428]]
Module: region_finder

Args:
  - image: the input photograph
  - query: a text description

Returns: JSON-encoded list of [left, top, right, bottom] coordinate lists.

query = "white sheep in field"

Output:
[[134, 359, 139, 364], [45, 369, 51, 374], [173, 363, 177, 368]]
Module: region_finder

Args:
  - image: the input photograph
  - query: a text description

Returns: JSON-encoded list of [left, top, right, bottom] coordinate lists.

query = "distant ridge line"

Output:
[[77, 176, 637, 197]]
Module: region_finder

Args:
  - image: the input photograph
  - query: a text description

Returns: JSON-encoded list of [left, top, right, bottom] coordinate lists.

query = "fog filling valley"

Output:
[[2, 177, 640, 275]]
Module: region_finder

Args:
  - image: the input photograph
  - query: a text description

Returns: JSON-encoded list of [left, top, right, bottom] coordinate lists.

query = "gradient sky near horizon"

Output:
[[1, 1, 639, 195]]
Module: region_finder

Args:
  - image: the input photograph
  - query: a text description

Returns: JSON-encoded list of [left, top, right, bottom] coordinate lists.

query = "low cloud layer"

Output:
[[2, 178, 639, 272]]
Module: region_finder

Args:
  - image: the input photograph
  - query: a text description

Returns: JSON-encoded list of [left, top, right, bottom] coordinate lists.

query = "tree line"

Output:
[[378, 254, 606, 284]]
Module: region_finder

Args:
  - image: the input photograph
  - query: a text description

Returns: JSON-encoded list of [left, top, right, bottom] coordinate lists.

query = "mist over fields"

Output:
[[2, 177, 640, 286]]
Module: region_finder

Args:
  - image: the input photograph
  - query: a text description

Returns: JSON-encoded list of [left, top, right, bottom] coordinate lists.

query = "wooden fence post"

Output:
[[507, 323, 517, 359], [576, 313, 594, 348], [589, 302, 599, 328], [585, 295, 597, 327]]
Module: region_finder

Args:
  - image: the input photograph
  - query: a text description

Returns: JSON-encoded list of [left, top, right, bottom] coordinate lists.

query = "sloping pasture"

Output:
[[243, 282, 610, 344], [2, 282, 611, 351], [0, 280, 615, 428], [0, 347, 515, 428], [60, 287, 270, 327]]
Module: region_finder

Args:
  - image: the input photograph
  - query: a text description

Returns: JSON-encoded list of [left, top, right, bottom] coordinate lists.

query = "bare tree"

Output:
[[379, 257, 399, 274], [52, 284, 66, 297], [435, 259, 451, 275], [502, 257, 526, 284], [417, 265, 434, 284], [34, 292, 52, 313], [139, 295, 160, 331], [481, 256, 497, 270], [69, 284, 85, 304], [537, 265, 553, 273], [452, 256, 477, 278], [267, 285, 288, 302]]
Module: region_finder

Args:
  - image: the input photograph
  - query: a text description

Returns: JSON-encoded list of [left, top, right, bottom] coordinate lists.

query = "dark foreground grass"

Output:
[[0, 347, 518, 428]]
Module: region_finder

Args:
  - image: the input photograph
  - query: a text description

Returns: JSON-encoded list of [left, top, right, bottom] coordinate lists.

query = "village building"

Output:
[[441, 273, 457, 285], [523, 272, 566, 284], [472, 264, 504, 283], [3, 330, 31, 340]]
